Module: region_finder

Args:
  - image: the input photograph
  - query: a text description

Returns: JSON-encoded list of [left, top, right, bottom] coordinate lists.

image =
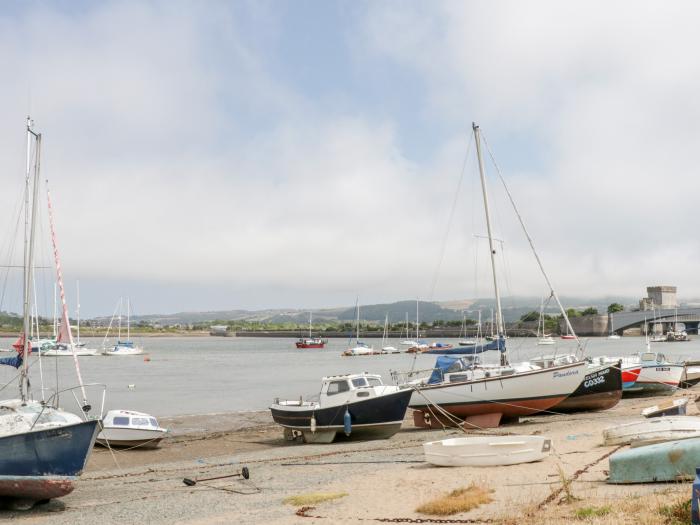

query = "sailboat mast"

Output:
[[416, 298, 419, 339], [308, 312, 312, 338], [118, 297, 122, 341], [355, 301, 360, 342], [76, 281, 80, 344], [473, 123, 506, 364], [127, 298, 131, 341], [21, 117, 39, 401]]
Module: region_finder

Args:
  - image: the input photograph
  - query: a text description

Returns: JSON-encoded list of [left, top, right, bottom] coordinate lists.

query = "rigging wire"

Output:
[[427, 136, 473, 301]]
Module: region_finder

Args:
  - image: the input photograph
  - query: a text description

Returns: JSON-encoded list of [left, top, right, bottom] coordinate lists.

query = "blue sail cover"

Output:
[[427, 356, 462, 384], [425, 336, 506, 355], [0, 354, 22, 369]]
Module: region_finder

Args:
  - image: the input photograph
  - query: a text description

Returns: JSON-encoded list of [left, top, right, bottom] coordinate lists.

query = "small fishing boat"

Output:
[[642, 398, 688, 418], [546, 359, 622, 413], [620, 351, 685, 394], [295, 312, 326, 348], [270, 373, 412, 443], [96, 410, 168, 449], [608, 436, 700, 483], [603, 416, 700, 447], [682, 360, 700, 387], [423, 435, 552, 467]]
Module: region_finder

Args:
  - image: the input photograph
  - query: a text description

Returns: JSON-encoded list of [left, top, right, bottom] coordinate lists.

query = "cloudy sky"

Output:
[[1, 1, 699, 317]]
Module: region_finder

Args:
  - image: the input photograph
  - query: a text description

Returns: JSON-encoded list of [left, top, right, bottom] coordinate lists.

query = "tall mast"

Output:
[[127, 298, 131, 341], [76, 281, 80, 344], [21, 117, 39, 401], [473, 123, 506, 365], [308, 312, 312, 338], [355, 298, 360, 342], [117, 297, 122, 341], [415, 298, 419, 339]]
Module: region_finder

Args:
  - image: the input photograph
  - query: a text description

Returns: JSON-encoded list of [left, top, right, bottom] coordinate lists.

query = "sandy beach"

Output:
[[1, 391, 694, 524]]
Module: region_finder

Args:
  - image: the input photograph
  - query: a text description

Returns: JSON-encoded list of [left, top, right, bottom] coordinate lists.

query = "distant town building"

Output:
[[639, 285, 678, 311]]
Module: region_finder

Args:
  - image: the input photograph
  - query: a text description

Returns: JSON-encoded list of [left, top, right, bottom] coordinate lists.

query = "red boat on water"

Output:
[[561, 335, 576, 340], [296, 337, 326, 349], [295, 312, 327, 348]]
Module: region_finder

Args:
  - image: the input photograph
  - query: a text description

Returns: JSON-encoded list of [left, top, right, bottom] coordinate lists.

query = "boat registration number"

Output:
[[656, 367, 670, 371]]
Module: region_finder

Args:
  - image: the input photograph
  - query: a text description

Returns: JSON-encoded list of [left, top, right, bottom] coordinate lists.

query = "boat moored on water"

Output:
[[103, 340, 144, 356], [101, 298, 144, 356], [42, 343, 98, 357], [270, 373, 412, 443], [295, 337, 326, 349], [96, 410, 168, 449]]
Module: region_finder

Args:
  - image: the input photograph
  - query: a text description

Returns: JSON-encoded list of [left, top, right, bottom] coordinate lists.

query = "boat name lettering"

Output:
[[553, 370, 580, 379], [584, 376, 605, 388], [656, 367, 670, 372]]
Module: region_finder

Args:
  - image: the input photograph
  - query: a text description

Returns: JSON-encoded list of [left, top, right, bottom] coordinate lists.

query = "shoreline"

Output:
[[5, 392, 696, 524]]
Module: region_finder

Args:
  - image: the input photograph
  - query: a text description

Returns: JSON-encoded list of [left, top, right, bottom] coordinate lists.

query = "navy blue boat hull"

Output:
[[270, 389, 412, 441], [424, 338, 505, 355], [0, 419, 99, 501]]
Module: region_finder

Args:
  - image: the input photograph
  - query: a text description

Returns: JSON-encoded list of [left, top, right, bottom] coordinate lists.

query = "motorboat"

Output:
[[270, 373, 412, 443], [96, 410, 167, 449], [543, 358, 622, 413], [603, 416, 700, 447], [295, 313, 326, 348], [458, 339, 476, 346], [295, 337, 326, 349], [537, 336, 555, 345], [103, 340, 144, 356], [423, 435, 552, 467], [682, 361, 700, 387], [381, 345, 400, 354], [619, 351, 685, 394]]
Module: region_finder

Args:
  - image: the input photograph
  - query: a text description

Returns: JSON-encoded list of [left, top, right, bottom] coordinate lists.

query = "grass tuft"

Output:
[[416, 484, 493, 516], [283, 492, 348, 506], [574, 505, 612, 519], [658, 498, 691, 525]]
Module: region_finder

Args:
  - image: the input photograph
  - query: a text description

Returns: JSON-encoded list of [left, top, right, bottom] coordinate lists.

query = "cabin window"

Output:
[[352, 378, 368, 388], [367, 377, 382, 387], [327, 380, 350, 395], [150, 418, 158, 427], [113, 417, 130, 426], [132, 417, 150, 426]]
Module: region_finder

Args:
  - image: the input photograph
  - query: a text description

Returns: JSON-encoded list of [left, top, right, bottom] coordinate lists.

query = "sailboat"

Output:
[[408, 123, 586, 428], [537, 297, 555, 345], [458, 311, 477, 346], [0, 118, 99, 504], [43, 280, 98, 357], [343, 300, 375, 356], [607, 312, 621, 340], [400, 312, 418, 346], [102, 298, 144, 355], [381, 314, 399, 353], [295, 312, 327, 348]]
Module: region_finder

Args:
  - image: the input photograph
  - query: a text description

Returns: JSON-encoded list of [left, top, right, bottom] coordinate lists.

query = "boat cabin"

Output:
[[103, 409, 162, 430], [318, 373, 388, 406]]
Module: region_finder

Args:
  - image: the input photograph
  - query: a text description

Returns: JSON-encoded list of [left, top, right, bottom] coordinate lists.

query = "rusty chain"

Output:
[[296, 506, 493, 523]]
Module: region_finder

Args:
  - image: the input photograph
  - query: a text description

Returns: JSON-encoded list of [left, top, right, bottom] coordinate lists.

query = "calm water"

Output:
[[1, 335, 699, 417]]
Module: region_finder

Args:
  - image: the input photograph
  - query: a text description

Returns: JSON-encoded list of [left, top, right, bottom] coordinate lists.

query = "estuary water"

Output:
[[0, 335, 698, 417]]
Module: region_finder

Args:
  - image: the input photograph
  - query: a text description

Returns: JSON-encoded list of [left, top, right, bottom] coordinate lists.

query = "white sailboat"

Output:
[[537, 297, 555, 345], [608, 312, 621, 340], [458, 310, 477, 346], [400, 312, 418, 346], [0, 118, 100, 504], [408, 123, 586, 427], [343, 300, 374, 356], [102, 298, 144, 356], [381, 314, 398, 353]]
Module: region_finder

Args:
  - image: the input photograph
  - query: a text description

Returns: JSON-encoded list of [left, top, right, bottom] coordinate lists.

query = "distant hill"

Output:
[[105, 295, 641, 326]]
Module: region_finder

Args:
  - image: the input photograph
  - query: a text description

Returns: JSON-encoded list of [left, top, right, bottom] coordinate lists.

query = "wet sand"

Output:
[[4, 392, 697, 524]]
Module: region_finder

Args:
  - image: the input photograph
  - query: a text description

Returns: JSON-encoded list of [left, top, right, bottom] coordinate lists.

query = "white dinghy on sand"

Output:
[[423, 435, 552, 467], [603, 416, 700, 447]]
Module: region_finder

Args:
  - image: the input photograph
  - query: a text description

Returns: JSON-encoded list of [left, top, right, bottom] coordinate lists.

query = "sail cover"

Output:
[[0, 354, 23, 369]]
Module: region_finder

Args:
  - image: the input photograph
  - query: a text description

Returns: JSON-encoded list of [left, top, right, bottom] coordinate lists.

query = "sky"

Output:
[[1, 0, 700, 317]]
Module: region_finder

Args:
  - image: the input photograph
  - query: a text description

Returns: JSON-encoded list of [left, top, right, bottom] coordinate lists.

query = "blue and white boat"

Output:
[[0, 118, 100, 505], [102, 298, 144, 355]]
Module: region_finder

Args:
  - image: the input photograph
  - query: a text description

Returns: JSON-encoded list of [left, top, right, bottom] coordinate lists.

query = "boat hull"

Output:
[[551, 362, 622, 413], [424, 338, 503, 355], [623, 364, 684, 394], [0, 419, 99, 500], [608, 437, 700, 483], [410, 361, 587, 419], [603, 416, 700, 447], [270, 389, 412, 442], [423, 435, 552, 467], [96, 428, 166, 449]]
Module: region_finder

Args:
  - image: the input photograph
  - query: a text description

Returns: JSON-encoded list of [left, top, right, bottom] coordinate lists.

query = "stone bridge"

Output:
[[609, 308, 700, 334]]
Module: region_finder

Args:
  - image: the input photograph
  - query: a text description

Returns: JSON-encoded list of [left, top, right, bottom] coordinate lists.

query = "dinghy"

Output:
[[641, 397, 688, 418], [603, 416, 700, 447], [423, 435, 552, 467], [608, 436, 700, 483]]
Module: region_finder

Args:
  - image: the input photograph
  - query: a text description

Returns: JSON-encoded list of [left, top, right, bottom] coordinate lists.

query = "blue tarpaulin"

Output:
[[0, 354, 22, 369], [425, 336, 506, 355], [428, 356, 462, 384]]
